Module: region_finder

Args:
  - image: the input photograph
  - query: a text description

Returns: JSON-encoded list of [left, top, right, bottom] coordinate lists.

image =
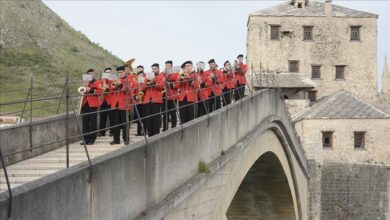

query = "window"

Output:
[[308, 91, 317, 102], [289, 60, 299, 72], [322, 132, 333, 148], [311, 65, 321, 79], [270, 25, 280, 40], [298, 3, 302, 8], [350, 26, 361, 41], [303, 26, 313, 40], [335, 65, 346, 80], [354, 132, 365, 149]]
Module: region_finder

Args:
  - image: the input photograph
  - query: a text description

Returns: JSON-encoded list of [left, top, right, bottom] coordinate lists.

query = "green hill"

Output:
[[0, 0, 123, 117]]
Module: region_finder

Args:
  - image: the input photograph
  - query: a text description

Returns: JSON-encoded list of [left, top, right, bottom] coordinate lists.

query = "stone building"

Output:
[[374, 57, 390, 114], [293, 90, 390, 165], [247, 1, 390, 219], [247, 0, 378, 102], [292, 90, 390, 220], [382, 55, 390, 94], [253, 72, 315, 115]]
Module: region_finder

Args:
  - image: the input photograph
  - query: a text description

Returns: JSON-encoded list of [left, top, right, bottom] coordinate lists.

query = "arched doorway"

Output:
[[226, 152, 296, 220]]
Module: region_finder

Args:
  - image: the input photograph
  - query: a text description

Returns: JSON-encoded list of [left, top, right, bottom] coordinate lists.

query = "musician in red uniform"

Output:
[[134, 70, 146, 136], [234, 54, 247, 100], [178, 61, 200, 123], [205, 59, 224, 112], [197, 61, 212, 117], [136, 65, 144, 74], [222, 61, 234, 106], [109, 66, 138, 145], [162, 61, 179, 131], [80, 68, 103, 145], [143, 63, 165, 137], [98, 67, 114, 137]]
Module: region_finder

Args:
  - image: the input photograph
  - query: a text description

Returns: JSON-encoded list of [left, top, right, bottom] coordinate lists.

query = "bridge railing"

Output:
[[0, 71, 285, 219]]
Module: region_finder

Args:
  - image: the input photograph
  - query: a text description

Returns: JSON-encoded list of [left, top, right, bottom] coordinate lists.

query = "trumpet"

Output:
[[78, 86, 87, 94], [111, 79, 121, 87], [180, 72, 189, 80], [137, 91, 144, 102]]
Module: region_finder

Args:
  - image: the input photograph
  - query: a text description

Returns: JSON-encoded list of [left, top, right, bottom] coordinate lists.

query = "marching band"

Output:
[[78, 55, 247, 145]]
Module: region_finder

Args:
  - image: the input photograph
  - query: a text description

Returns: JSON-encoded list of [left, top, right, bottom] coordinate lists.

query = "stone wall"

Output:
[[296, 118, 390, 220], [0, 113, 80, 167], [284, 99, 310, 116], [294, 118, 390, 165], [307, 161, 389, 220], [247, 15, 377, 102]]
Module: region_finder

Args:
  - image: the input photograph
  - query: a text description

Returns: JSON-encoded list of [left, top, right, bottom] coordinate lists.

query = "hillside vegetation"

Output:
[[0, 0, 123, 117]]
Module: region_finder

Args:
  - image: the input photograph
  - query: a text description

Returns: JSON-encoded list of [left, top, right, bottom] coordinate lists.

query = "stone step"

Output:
[[0, 123, 175, 192], [27, 158, 88, 164], [8, 164, 72, 170], [0, 183, 22, 192], [0, 169, 57, 177], [0, 176, 40, 184]]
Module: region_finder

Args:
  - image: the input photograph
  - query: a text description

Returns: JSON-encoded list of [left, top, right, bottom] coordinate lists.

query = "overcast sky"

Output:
[[43, 0, 389, 88]]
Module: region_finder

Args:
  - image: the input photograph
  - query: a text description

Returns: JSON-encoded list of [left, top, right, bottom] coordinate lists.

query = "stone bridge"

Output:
[[0, 89, 309, 220]]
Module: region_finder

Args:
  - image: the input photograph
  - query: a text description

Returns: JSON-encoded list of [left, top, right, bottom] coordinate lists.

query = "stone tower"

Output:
[[247, 0, 378, 102], [382, 55, 390, 93]]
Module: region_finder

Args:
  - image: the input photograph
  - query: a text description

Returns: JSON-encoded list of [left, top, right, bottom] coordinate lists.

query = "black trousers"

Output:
[[112, 108, 131, 143], [144, 103, 161, 137], [81, 104, 98, 144], [162, 99, 177, 131], [197, 99, 209, 117], [209, 92, 221, 112], [133, 104, 145, 135], [99, 101, 112, 135], [179, 98, 195, 124], [234, 83, 242, 101], [222, 88, 232, 106], [239, 84, 246, 98]]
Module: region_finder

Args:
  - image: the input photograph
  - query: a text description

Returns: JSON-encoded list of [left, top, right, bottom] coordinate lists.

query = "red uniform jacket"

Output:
[[205, 69, 224, 96], [143, 73, 165, 104], [178, 72, 200, 103], [165, 73, 180, 101], [198, 71, 212, 100], [82, 79, 104, 108], [110, 74, 138, 111], [235, 63, 247, 85], [102, 79, 114, 105], [222, 69, 236, 89], [135, 75, 146, 105]]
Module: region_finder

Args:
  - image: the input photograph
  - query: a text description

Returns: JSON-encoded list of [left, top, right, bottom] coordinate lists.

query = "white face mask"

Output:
[[196, 62, 205, 71], [165, 68, 173, 74]]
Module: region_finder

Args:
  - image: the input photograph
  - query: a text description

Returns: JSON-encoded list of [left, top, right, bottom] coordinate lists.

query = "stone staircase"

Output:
[[0, 124, 146, 192]]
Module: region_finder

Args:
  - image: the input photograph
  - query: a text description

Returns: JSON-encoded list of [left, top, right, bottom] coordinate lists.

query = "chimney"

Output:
[[325, 0, 332, 17]]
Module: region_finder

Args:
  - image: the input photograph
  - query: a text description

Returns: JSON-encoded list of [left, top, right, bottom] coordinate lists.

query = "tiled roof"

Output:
[[293, 90, 390, 121], [253, 72, 315, 89], [251, 1, 378, 18]]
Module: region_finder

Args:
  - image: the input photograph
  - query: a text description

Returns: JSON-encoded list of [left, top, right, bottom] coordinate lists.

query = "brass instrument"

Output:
[[180, 72, 190, 80], [78, 79, 89, 94], [78, 87, 87, 94], [111, 79, 121, 87], [137, 91, 144, 102], [124, 58, 136, 74]]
